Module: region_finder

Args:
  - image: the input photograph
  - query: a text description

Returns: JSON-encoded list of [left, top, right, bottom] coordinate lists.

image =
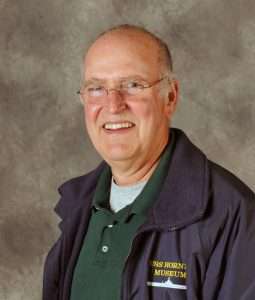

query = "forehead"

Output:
[[83, 31, 161, 80]]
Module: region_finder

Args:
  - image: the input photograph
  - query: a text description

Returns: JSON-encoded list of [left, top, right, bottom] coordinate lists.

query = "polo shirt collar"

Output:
[[92, 165, 112, 211]]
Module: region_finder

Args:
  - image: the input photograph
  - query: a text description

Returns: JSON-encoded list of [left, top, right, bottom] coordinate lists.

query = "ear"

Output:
[[164, 79, 179, 117]]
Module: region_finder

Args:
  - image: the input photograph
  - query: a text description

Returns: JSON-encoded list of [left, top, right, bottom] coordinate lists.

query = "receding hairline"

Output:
[[85, 24, 173, 75]]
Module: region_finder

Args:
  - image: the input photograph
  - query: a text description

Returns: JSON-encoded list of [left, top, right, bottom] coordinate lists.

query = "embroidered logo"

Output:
[[147, 260, 187, 290], [147, 277, 187, 290]]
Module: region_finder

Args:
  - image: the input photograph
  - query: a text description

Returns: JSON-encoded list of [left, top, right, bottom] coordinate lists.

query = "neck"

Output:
[[111, 135, 169, 186], [112, 159, 159, 186]]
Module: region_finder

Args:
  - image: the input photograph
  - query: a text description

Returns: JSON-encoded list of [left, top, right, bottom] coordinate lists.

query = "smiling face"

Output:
[[83, 30, 178, 181]]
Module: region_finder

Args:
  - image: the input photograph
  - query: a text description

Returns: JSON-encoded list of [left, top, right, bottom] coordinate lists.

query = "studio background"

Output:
[[0, 0, 254, 299]]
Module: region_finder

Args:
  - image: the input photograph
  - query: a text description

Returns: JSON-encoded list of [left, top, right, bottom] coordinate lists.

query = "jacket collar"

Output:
[[146, 128, 210, 229], [54, 162, 105, 231], [55, 128, 210, 230]]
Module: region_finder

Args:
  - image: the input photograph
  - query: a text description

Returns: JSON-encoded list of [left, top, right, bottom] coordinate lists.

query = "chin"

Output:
[[101, 148, 136, 164], [105, 153, 132, 163]]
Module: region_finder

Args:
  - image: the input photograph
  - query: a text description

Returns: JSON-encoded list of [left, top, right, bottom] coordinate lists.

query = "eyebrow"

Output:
[[83, 75, 148, 86]]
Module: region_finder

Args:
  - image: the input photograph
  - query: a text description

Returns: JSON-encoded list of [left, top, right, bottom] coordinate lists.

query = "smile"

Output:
[[103, 122, 135, 130]]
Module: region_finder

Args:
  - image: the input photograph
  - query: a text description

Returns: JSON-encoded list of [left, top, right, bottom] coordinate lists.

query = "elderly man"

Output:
[[43, 24, 255, 300]]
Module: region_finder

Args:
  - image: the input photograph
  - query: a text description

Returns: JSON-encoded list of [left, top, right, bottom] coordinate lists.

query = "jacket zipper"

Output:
[[120, 225, 179, 300]]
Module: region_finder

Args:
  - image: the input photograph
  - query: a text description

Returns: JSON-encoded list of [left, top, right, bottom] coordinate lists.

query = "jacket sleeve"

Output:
[[202, 193, 255, 300], [42, 235, 63, 300], [218, 195, 255, 300]]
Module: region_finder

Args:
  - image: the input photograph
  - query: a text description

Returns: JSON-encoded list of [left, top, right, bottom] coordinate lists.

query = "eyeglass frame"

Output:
[[77, 76, 171, 102]]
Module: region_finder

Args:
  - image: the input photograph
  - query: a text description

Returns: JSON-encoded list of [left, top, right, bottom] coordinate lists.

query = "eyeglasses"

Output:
[[77, 76, 169, 104]]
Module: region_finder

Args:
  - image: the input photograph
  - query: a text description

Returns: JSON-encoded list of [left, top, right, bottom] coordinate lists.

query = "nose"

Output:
[[106, 90, 127, 113]]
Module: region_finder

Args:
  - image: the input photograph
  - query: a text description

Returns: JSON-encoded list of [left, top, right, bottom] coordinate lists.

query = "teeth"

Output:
[[104, 122, 134, 130]]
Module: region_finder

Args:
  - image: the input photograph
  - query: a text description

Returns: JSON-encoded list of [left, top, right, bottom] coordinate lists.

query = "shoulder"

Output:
[[173, 127, 254, 210], [208, 160, 255, 210], [58, 163, 104, 197]]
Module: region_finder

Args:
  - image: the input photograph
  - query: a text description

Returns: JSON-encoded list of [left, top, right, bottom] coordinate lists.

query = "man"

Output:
[[43, 24, 255, 300]]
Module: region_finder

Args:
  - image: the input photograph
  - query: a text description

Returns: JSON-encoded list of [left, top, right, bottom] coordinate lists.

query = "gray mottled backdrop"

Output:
[[0, 0, 254, 299]]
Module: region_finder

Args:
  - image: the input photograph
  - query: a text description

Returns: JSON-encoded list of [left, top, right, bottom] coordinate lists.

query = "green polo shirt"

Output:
[[70, 131, 175, 300]]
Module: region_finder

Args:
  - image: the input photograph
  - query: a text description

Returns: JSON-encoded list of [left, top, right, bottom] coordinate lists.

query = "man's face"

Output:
[[83, 31, 177, 170]]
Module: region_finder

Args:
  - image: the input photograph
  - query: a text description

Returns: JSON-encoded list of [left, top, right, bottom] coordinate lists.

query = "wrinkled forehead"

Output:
[[83, 31, 161, 80]]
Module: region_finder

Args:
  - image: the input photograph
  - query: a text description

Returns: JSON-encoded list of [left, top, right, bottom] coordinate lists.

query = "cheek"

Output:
[[84, 104, 101, 126], [129, 98, 154, 120], [131, 98, 164, 127]]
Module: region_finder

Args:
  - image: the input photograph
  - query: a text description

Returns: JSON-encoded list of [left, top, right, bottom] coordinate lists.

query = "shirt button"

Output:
[[107, 224, 113, 228], [102, 245, 109, 253]]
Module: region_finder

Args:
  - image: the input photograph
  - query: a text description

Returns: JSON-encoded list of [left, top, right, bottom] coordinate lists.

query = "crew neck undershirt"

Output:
[[109, 177, 147, 212]]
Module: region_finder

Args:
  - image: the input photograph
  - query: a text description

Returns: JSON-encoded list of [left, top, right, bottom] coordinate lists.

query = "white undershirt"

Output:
[[109, 177, 147, 213]]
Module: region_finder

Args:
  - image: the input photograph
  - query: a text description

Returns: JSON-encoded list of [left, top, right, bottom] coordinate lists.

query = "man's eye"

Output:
[[87, 86, 104, 92], [124, 81, 144, 89]]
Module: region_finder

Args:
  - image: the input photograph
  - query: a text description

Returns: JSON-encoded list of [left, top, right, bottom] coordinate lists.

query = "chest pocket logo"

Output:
[[147, 260, 187, 290]]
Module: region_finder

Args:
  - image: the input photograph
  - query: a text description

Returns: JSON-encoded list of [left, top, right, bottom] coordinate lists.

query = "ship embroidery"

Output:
[[147, 277, 187, 290]]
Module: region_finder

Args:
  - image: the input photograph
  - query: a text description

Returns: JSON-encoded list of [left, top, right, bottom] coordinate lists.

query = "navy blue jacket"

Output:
[[43, 128, 255, 300]]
